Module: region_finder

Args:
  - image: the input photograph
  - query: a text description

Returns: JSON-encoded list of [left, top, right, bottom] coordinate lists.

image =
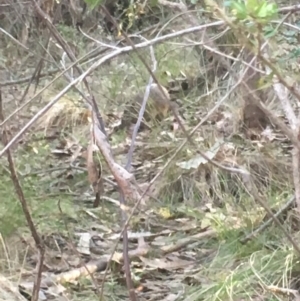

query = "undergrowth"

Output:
[[1, 4, 300, 301]]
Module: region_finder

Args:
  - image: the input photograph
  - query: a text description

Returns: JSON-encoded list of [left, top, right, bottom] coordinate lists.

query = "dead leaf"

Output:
[[76, 232, 91, 255], [87, 142, 99, 188], [86, 141, 103, 207]]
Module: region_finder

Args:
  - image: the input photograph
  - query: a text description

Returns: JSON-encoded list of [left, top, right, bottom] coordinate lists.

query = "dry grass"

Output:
[[0, 9, 299, 301]]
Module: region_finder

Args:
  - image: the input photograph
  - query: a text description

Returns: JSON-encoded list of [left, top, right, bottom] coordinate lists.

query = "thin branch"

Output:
[[0, 90, 44, 301], [0, 21, 224, 158], [241, 195, 295, 243], [241, 171, 300, 255], [126, 36, 157, 170], [32, 0, 107, 136], [101, 5, 190, 141], [272, 79, 300, 211], [279, 5, 300, 13]]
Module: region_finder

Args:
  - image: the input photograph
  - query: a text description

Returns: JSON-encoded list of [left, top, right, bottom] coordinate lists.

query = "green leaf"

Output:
[[83, 0, 103, 9], [246, 0, 259, 12], [256, 2, 269, 18], [231, 1, 247, 20], [264, 27, 276, 38], [256, 2, 278, 19]]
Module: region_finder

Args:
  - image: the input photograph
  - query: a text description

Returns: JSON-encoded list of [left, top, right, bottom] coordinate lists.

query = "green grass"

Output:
[[0, 115, 297, 301], [1, 17, 299, 301], [184, 224, 295, 301]]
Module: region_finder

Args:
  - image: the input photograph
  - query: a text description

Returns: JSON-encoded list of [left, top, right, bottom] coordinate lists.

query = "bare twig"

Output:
[[0, 21, 224, 158], [240, 169, 300, 254], [162, 0, 300, 251], [0, 68, 59, 86], [93, 78, 248, 300], [0, 91, 44, 301], [0, 27, 29, 51], [92, 118, 138, 301], [267, 285, 300, 299], [0, 60, 81, 128], [101, 6, 251, 175], [32, 0, 107, 137], [272, 79, 300, 211], [279, 5, 300, 13], [241, 195, 295, 243], [205, 2, 300, 149], [43, 229, 215, 286], [57, 200, 100, 295], [126, 36, 157, 170], [96, 9, 230, 299], [216, 5, 300, 213], [119, 39, 157, 301], [101, 5, 189, 141]]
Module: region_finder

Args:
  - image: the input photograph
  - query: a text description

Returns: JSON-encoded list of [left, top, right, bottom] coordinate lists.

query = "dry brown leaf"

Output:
[[87, 142, 99, 188], [87, 141, 103, 207]]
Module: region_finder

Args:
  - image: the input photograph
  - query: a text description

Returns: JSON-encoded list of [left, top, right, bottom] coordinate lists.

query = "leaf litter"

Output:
[[3, 22, 300, 301], [4, 107, 282, 300], [0, 87, 290, 301]]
